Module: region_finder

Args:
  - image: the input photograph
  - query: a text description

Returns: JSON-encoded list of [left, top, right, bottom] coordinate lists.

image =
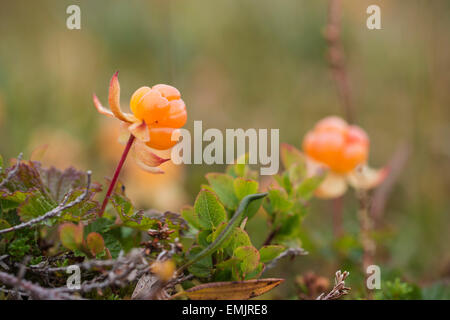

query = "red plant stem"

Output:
[[98, 134, 135, 217]]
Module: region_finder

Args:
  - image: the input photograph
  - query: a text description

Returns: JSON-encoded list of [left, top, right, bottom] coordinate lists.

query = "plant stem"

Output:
[[98, 134, 135, 217], [332, 196, 344, 237], [357, 189, 375, 299], [177, 193, 268, 273], [263, 226, 280, 246], [326, 0, 355, 123]]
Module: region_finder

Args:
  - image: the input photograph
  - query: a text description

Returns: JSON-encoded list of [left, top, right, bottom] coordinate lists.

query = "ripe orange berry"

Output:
[[302, 116, 369, 173], [130, 84, 187, 150]]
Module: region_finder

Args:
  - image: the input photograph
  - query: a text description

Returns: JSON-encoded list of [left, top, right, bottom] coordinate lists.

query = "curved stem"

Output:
[[177, 192, 268, 274], [98, 134, 135, 217]]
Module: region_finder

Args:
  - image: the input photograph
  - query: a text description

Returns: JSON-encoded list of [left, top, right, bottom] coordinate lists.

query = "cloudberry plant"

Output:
[[93, 72, 187, 216], [300, 116, 385, 199], [302, 116, 369, 174]]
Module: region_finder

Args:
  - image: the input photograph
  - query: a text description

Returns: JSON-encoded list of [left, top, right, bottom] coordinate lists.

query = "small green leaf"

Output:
[[205, 173, 239, 209], [111, 193, 134, 219], [216, 257, 240, 270], [280, 143, 306, 169], [86, 232, 105, 256], [227, 227, 252, 255], [234, 246, 260, 275], [234, 178, 259, 200], [233, 178, 262, 220], [17, 191, 57, 222], [181, 206, 202, 230], [178, 193, 268, 273], [59, 223, 84, 251], [244, 262, 265, 280], [276, 213, 302, 242], [188, 246, 213, 278], [288, 163, 307, 184], [226, 153, 251, 179], [259, 245, 285, 263], [0, 219, 13, 241], [8, 238, 31, 259], [264, 189, 292, 215], [208, 222, 225, 241], [296, 173, 325, 200], [102, 232, 122, 259], [274, 172, 293, 195], [111, 194, 161, 231], [84, 217, 114, 234], [194, 189, 227, 230], [197, 230, 211, 248]]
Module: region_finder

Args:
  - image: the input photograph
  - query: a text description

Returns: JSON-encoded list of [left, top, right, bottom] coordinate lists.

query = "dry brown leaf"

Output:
[[175, 278, 284, 300]]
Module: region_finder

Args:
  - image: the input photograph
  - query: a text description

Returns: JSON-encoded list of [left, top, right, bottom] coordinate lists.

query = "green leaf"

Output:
[[111, 193, 134, 219], [86, 232, 105, 256], [0, 219, 13, 241], [208, 222, 229, 248], [234, 178, 259, 200], [111, 194, 160, 231], [280, 143, 306, 169], [178, 193, 268, 273], [8, 238, 31, 259], [216, 257, 240, 270], [234, 246, 260, 275], [264, 189, 292, 215], [84, 217, 114, 234], [197, 230, 211, 248], [274, 172, 293, 195], [59, 223, 84, 251], [17, 190, 57, 222], [233, 177, 262, 220], [102, 232, 122, 258], [259, 245, 285, 263], [275, 213, 303, 243], [244, 262, 265, 280], [288, 163, 307, 184], [226, 227, 252, 255], [181, 206, 202, 230], [296, 173, 325, 200], [0, 161, 46, 194], [1, 163, 99, 223], [194, 189, 227, 230], [205, 173, 239, 209], [188, 246, 213, 278]]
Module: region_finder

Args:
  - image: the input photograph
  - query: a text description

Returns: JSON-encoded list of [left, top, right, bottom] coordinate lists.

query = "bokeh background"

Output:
[[0, 0, 449, 298]]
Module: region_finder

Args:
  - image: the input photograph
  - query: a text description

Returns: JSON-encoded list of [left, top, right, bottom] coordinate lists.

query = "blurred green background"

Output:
[[0, 0, 449, 298]]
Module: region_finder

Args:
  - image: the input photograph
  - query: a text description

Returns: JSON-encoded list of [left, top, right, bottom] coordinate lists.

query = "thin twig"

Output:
[[371, 143, 410, 222], [0, 286, 29, 298], [0, 171, 92, 235], [316, 270, 351, 300], [264, 248, 308, 272], [262, 226, 280, 246], [0, 270, 80, 300], [357, 188, 376, 296], [0, 153, 23, 189], [332, 196, 344, 237], [325, 0, 355, 123], [1, 249, 149, 299]]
